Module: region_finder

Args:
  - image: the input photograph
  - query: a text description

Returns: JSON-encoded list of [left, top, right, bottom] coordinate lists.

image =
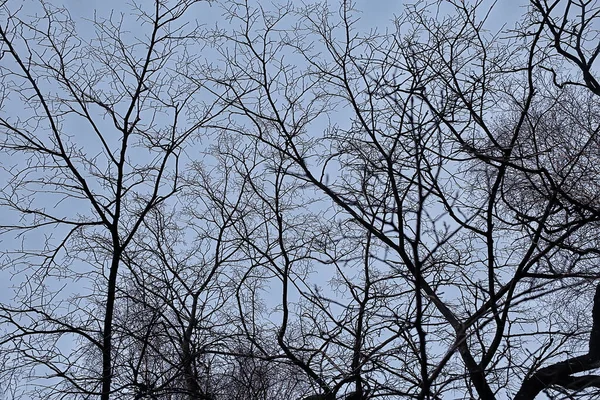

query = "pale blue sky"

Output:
[[0, 1, 551, 399]]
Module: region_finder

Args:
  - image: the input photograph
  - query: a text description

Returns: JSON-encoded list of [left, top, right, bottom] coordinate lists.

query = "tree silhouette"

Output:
[[2, 0, 600, 399]]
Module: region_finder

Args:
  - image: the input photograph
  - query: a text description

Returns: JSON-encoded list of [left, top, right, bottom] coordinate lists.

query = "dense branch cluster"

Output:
[[1, 0, 600, 399]]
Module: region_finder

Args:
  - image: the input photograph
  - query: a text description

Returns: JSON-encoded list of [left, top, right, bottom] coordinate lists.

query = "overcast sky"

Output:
[[0, 0, 532, 317]]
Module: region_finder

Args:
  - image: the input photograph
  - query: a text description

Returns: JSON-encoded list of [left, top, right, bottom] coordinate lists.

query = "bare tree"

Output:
[[0, 0, 225, 398], [5, 0, 600, 399], [203, 0, 600, 398]]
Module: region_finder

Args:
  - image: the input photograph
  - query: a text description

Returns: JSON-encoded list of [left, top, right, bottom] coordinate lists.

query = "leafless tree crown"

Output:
[[2, 0, 600, 399]]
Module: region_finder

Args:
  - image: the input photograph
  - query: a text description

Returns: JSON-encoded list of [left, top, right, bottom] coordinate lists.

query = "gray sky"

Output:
[[0, 1, 547, 399], [0, 0, 532, 337]]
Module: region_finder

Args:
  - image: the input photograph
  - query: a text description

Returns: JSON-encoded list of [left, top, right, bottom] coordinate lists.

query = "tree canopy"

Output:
[[2, 0, 600, 399]]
